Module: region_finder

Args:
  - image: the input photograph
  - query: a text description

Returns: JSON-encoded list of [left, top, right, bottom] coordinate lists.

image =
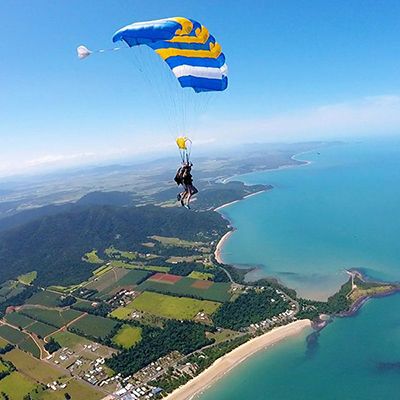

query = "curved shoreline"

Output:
[[214, 230, 234, 264], [165, 319, 312, 400]]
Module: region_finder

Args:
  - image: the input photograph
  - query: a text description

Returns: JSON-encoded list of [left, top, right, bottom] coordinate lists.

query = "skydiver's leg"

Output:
[[181, 186, 188, 206], [185, 185, 198, 208]]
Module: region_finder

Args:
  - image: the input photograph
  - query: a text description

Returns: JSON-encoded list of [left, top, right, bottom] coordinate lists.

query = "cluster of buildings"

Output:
[[107, 289, 139, 308], [132, 351, 181, 383], [46, 381, 67, 391], [80, 357, 109, 385], [112, 384, 162, 400]]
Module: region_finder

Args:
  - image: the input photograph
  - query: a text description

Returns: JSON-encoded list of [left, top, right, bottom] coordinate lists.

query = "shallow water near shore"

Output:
[[198, 293, 400, 400], [218, 139, 400, 299]]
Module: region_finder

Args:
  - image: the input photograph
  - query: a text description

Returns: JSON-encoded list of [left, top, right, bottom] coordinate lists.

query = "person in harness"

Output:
[[175, 162, 198, 209], [174, 136, 198, 209]]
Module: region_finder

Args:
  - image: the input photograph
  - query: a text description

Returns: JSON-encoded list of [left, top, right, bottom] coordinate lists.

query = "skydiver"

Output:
[[176, 162, 198, 209]]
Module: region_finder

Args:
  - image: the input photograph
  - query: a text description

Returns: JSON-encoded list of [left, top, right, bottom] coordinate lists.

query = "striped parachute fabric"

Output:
[[112, 17, 228, 93]]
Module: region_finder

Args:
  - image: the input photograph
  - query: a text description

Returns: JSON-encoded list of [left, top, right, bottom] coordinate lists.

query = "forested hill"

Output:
[[0, 205, 228, 286]]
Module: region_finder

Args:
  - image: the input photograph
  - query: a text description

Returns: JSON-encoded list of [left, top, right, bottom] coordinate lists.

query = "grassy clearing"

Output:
[[139, 276, 232, 302], [17, 271, 37, 285], [4, 348, 65, 382], [21, 308, 83, 328], [47, 284, 80, 294], [26, 290, 62, 307], [188, 271, 214, 280], [83, 250, 104, 264], [51, 331, 91, 349], [110, 260, 170, 273], [110, 306, 133, 320], [69, 314, 119, 340], [0, 337, 9, 348], [105, 247, 138, 260], [39, 377, 104, 400], [112, 325, 142, 349], [150, 235, 207, 248], [130, 292, 221, 320], [0, 371, 37, 399]]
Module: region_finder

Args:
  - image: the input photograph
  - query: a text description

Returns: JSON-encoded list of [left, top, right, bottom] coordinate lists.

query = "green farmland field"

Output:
[[21, 308, 83, 328], [0, 324, 28, 343], [138, 276, 232, 302], [69, 314, 119, 340], [19, 338, 41, 358], [130, 291, 221, 320], [26, 290, 62, 307], [5, 312, 36, 328], [4, 348, 63, 382], [25, 321, 57, 338], [0, 325, 41, 358], [188, 271, 214, 280], [0, 372, 37, 399]]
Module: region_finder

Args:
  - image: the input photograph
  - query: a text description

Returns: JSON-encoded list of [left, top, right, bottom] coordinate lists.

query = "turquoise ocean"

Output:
[[198, 140, 400, 399]]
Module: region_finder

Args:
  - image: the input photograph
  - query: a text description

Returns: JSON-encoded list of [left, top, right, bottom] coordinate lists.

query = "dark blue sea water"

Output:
[[198, 139, 400, 399]]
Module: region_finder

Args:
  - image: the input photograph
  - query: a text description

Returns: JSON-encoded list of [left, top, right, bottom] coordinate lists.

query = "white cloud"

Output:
[[26, 152, 96, 167], [206, 95, 400, 142]]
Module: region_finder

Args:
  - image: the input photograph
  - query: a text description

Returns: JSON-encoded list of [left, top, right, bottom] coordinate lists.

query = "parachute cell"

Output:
[[112, 17, 228, 93]]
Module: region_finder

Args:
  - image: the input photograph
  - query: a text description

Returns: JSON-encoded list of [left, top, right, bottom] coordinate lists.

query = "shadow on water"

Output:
[[305, 330, 320, 358], [375, 361, 400, 373]]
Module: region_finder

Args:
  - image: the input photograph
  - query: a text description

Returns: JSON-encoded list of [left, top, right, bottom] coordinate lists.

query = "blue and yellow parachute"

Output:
[[112, 17, 228, 93], [78, 17, 228, 163]]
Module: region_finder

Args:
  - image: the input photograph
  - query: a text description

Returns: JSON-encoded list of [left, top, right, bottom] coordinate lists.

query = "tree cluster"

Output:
[[106, 321, 212, 376], [213, 289, 287, 330]]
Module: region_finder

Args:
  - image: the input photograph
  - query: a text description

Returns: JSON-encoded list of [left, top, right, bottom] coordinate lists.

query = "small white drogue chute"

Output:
[[77, 45, 92, 60]]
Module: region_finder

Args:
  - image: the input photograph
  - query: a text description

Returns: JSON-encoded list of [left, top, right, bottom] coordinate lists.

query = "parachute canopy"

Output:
[[112, 17, 228, 93]]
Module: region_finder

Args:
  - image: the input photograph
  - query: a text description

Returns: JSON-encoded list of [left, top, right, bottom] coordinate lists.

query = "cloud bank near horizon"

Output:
[[2, 95, 400, 177], [209, 95, 400, 142]]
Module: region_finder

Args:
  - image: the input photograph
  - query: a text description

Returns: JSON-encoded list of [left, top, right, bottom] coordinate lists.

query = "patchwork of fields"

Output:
[[20, 308, 83, 328], [83, 268, 150, 300], [0, 325, 41, 358], [0, 233, 239, 399], [139, 273, 232, 302]]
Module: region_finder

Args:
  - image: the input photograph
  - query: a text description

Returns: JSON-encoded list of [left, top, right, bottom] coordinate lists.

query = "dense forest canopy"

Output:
[[0, 205, 228, 286]]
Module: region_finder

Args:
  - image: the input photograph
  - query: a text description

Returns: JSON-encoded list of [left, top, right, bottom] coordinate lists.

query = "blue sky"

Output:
[[1, 0, 400, 176]]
